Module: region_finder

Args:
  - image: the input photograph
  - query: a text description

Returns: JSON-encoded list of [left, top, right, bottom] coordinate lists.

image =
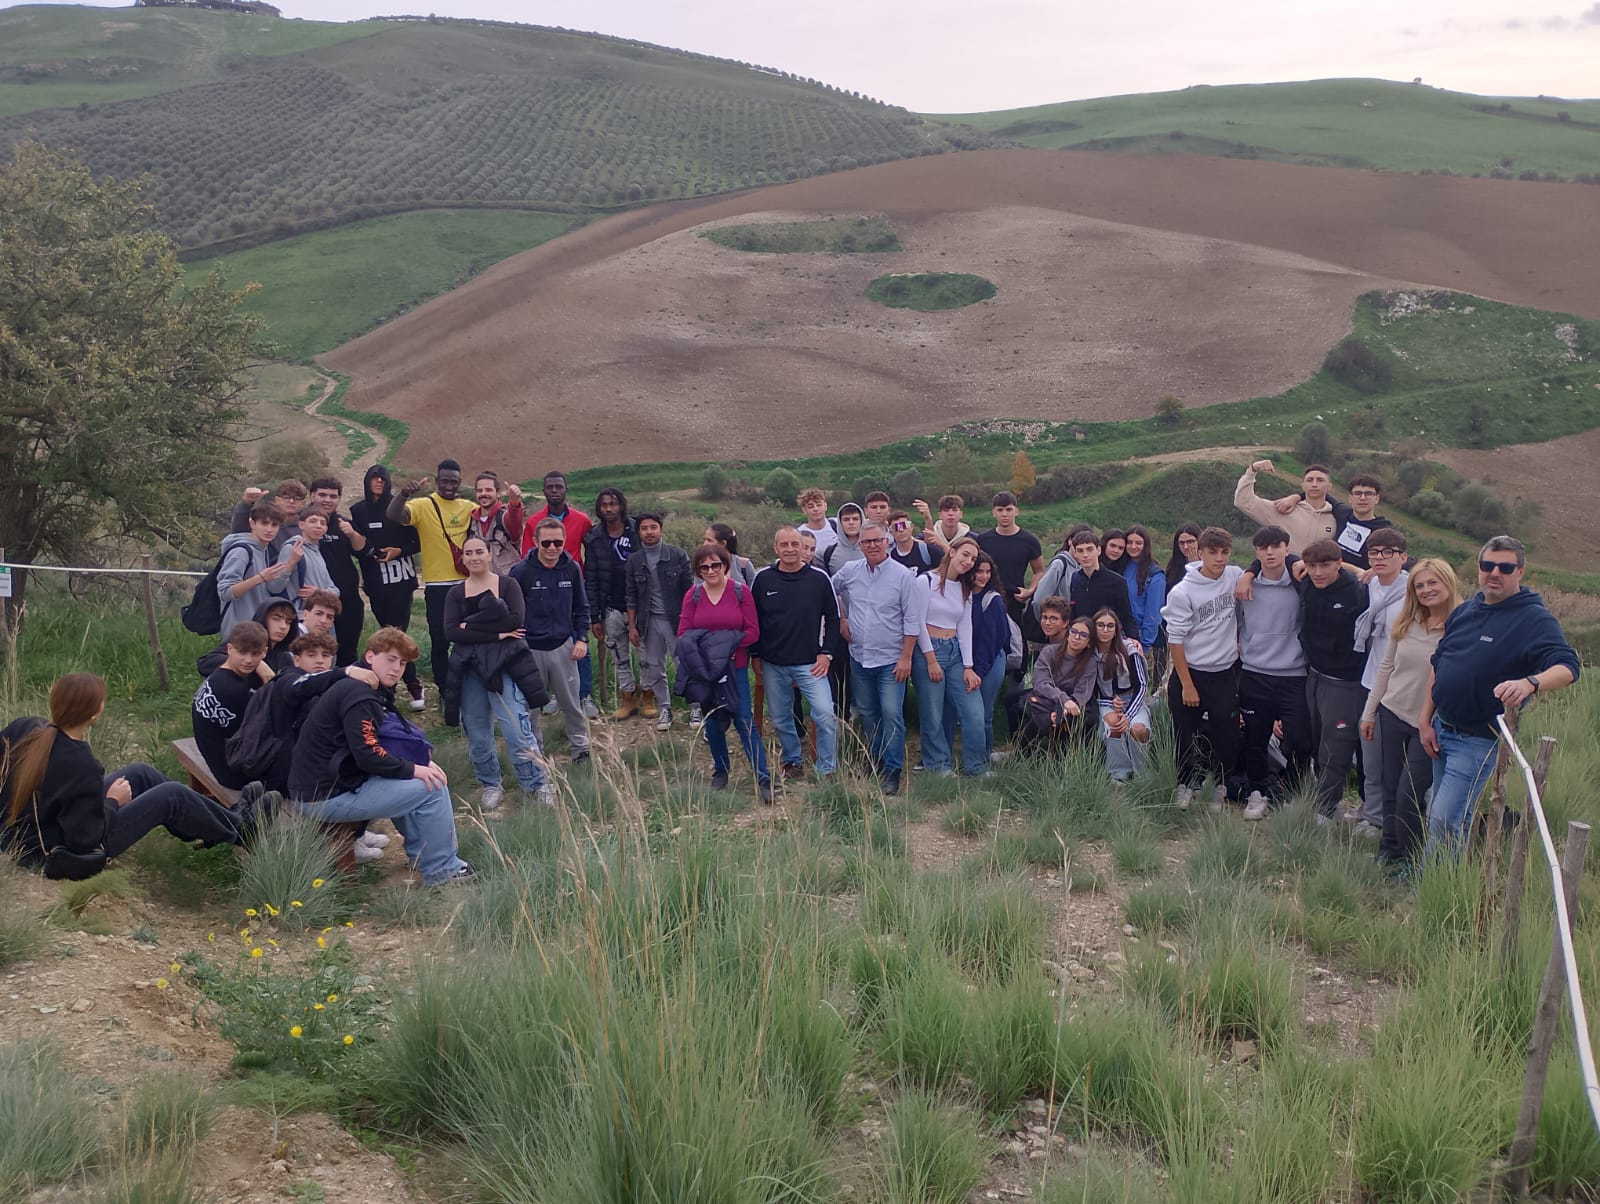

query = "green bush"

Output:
[[1155, 395, 1185, 427], [763, 466, 799, 505], [1323, 335, 1394, 394], [1407, 488, 1451, 526], [1294, 420, 1334, 465], [889, 467, 924, 504], [699, 463, 728, 501]]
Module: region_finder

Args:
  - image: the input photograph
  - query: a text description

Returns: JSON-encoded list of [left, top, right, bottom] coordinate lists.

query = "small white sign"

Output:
[[0, 567, 11, 598]]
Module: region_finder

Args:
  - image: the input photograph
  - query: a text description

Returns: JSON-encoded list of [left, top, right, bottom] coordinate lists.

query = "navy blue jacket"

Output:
[[509, 551, 591, 651], [1432, 588, 1580, 734]]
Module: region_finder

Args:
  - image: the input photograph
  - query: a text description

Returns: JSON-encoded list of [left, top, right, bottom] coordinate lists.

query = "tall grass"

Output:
[[117, 1075, 214, 1160], [0, 1040, 101, 1193], [1123, 916, 1297, 1051], [878, 1090, 987, 1204], [234, 814, 348, 931]]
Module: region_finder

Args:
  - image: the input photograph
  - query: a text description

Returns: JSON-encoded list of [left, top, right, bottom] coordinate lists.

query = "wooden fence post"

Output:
[[1476, 710, 1519, 939], [1505, 821, 1591, 1197], [140, 555, 170, 692], [1499, 737, 1557, 972]]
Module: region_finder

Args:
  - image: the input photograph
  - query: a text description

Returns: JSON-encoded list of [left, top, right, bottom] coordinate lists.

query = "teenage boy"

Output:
[[1065, 528, 1137, 644], [1419, 536, 1579, 857], [278, 509, 336, 611], [1296, 540, 1369, 822], [625, 511, 694, 730], [307, 477, 367, 666], [258, 632, 378, 790], [888, 511, 943, 574], [216, 502, 294, 641], [821, 502, 867, 573], [230, 479, 308, 548], [192, 620, 272, 791], [755, 527, 841, 780], [512, 517, 593, 763], [1234, 460, 1337, 553], [914, 495, 970, 549], [1275, 472, 1398, 569], [388, 459, 474, 694], [1160, 527, 1243, 810], [1235, 525, 1311, 819], [351, 465, 423, 709], [862, 490, 893, 529], [796, 487, 839, 558], [289, 628, 473, 887], [1353, 527, 1410, 835], [585, 488, 642, 718], [469, 471, 526, 574], [975, 491, 1044, 626], [300, 589, 340, 638], [523, 471, 597, 717], [833, 522, 925, 795]]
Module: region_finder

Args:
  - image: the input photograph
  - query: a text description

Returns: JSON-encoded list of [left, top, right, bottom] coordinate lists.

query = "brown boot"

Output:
[[612, 689, 640, 720], [639, 692, 660, 719]]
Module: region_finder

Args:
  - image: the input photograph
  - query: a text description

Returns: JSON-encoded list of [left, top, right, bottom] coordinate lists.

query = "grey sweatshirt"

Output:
[[216, 532, 290, 641], [1160, 563, 1244, 673], [1238, 568, 1306, 677]]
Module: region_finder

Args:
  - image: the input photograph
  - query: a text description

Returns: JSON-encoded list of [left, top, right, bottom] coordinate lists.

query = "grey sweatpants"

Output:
[[1360, 708, 1386, 826], [1307, 671, 1364, 818], [602, 608, 638, 694], [529, 640, 590, 754], [639, 615, 676, 709]]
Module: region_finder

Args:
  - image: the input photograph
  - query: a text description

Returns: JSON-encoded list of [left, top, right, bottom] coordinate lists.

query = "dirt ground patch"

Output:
[[322, 149, 1600, 472], [1436, 426, 1600, 561]]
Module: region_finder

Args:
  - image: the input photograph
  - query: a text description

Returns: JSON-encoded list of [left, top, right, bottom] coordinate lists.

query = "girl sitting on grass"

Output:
[[1089, 606, 1152, 783]]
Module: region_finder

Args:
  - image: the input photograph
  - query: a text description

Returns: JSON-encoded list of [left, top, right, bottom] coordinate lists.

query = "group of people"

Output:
[[0, 456, 1579, 887]]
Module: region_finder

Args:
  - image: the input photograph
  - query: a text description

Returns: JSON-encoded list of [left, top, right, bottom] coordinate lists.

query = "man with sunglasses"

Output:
[[1418, 536, 1578, 857], [510, 517, 592, 763]]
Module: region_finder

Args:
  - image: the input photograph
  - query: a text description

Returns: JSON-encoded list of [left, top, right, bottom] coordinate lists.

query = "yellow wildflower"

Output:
[[250, 948, 263, 959], [316, 936, 327, 950], [312, 879, 325, 889], [170, 963, 181, 974], [268, 939, 278, 947], [343, 921, 354, 928], [155, 978, 169, 990], [264, 904, 280, 917], [343, 1035, 354, 1046], [313, 1003, 325, 1011], [326, 993, 338, 1003], [207, 932, 215, 942], [289, 1025, 303, 1038], [244, 908, 258, 917], [291, 901, 303, 909]]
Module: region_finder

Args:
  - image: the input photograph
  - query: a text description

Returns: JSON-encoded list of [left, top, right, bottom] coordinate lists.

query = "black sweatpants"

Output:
[[1238, 669, 1312, 798], [102, 763, 242, 858], [1170, 667, 1238, 792], [365, 584, 420, 688], [333, 590, 366, 667], [423, 583, 454, 693], [1307, 671, 1365, 818], [1377, 705, 1431, 865]]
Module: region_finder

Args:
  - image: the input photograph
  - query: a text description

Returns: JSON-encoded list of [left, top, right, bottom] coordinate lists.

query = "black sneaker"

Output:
[[710, 770, 729, 791], [758, 779, 774, 804], [571, 749, 591, 765], [882, 771, 902, 797], [233, 781, 267, 842], [438, 862, 477, 887], [781, 762, 805, 781]]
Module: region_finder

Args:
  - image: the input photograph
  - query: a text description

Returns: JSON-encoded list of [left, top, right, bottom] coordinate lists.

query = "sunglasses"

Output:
[[538, 539, 565, 549], [696, 563, 724, 573], [1480, 559, 1520, 575]]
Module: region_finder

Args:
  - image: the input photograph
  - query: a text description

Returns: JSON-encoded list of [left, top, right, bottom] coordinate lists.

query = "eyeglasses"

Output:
[[860, 538, 888, 547], [538, 539, 565, 549], [1480, 559, 1521, 575], [1093, 621, 1119, 630], [1067, 629, 1092, 640], [1349, 489, 1380, 499], [1369, 548, 1403, 559]]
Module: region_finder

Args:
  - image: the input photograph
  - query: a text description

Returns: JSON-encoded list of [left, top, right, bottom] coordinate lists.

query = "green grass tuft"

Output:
[[1123, 880, 1196, 933], [879, 1090, 987, 1204], [0, 1040, 100, 1193], [233, 816, 349, 931], [118, 1075, 215, 1160], [866, 272, 997, 311]]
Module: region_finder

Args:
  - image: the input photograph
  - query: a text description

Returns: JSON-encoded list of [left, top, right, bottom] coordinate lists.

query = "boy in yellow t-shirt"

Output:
[[387, 458, 475, 695]]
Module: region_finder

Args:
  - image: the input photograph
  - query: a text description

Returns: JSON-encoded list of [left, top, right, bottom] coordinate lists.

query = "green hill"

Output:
[[932, 78, 1600, 178], [0, 6, 985, 251]]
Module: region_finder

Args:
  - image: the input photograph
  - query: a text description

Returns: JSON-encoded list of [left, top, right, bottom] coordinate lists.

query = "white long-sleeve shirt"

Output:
[[916, 575, 974, 666]]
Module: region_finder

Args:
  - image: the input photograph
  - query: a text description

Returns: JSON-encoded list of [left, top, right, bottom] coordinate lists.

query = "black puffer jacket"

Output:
[[583, 517, 638, 616], [672, 628, 744, 714], [441, 576, 550, 725]]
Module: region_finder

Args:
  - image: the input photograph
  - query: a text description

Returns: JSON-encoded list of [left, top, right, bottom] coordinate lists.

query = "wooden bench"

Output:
[[171, 738, 363, 873], [171, 738, 241, 807]]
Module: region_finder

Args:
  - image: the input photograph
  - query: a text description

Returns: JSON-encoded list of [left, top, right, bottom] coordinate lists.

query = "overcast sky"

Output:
[[12, 0, 1600, 110]]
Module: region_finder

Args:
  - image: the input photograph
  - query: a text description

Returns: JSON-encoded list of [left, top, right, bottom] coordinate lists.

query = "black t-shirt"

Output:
[[191, 666, 263, 789], [975, 527, 1042, 610], [890, 540, 943, 575]]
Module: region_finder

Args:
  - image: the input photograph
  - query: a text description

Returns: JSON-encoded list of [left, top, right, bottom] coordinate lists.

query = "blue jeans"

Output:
[[948, 650, 1008, 765], [850, 660, 907, 776], [703, 666, 769, 781], [578, 653, 593, 701], [1424, 720, 1498, 859], [914, 636, 988, 775], [764, 661, 838, 774], [295, 776, 466, 886], [1100, 703, 1153, 781], [459, 673, 546, 792]]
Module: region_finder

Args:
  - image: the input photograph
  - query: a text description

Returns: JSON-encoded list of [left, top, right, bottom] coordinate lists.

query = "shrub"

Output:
[[1010, 450, 1037, 495], [1323, 336, 1393, 394], [699, 463, 727, 501], [1029, 461, 1131, 506], [234, 815, 349, 932], [763, 467, 799, 505], [888, 467, 923, 504], [1407, 488, 1451, 526], [1155, 394, 1184, 427], [257, 436, 330, 486], [1450, 481, 1511, 539], [1293, 421, 1333, 465], [851, 475, 884, 503], [879, 1090, 987, 1204]]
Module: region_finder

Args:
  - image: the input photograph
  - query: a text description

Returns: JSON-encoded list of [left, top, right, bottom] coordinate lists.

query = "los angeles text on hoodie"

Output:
[[1160, 562, 1244, 674]]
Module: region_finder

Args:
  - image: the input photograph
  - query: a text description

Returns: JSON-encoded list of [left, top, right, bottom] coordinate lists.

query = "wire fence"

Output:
[[0, 560, 206, 578]]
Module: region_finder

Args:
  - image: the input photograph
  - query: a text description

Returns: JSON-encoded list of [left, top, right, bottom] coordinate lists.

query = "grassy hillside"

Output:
[[188, 208, 584, 360], [933, 78, 1600, 178], [0, 7, 984, 250]]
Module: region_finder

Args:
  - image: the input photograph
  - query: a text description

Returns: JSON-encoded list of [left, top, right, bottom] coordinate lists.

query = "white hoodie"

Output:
[[1160, 562, 1244, 673]]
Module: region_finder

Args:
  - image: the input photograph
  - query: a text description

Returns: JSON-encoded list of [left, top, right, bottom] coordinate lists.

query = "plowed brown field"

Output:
[[320, 149, 1600, 470]]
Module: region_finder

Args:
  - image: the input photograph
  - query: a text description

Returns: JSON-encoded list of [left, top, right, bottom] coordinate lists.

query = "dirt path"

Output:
[[303, 368, 392, 470]]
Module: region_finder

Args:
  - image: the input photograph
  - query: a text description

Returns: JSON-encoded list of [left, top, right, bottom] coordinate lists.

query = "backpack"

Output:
[[181, 545, 247, 636], [1018, 550, 1075, 646], [689, 579, 744, 608], [224, 676, 284, 778]]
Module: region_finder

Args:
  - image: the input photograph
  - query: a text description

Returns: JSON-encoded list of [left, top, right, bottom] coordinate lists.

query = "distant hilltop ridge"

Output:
[[135, 0, 282, 16]]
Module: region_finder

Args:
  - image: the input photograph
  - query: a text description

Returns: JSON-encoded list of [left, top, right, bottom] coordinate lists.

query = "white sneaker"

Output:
[[1242, 791, 1269, 822], [535, 783, 559, 807], [356, 831, 391, 850], [583, 697, 599, 720], [990, 750, 1012, 764], [480, 784, 505, 812], [352, 843, 384, 864], [1175, 786, 1194, 811], [657, 709, 672, 732], [408, 694, 426, 712]]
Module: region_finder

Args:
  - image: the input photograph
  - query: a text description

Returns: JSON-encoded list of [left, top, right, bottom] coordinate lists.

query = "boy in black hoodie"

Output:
[[349, 465, 424, 710], [1297, 540, 1369, 821], [197, 598, 297, 678], [192, 620, 272, 791]]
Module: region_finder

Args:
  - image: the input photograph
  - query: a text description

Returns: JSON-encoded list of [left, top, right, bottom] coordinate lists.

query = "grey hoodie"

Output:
[[216, 532, 290, 640], [823, 503, 866, 574], [1160, 562, 1244, 674], [1238, 567, 1306, 677]]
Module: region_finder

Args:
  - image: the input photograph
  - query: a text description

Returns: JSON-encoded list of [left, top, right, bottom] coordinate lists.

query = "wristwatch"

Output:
[[1527, 675, 1541, 695]]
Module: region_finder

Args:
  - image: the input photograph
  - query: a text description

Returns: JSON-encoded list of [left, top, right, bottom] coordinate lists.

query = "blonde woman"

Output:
[[912, 535, 987, 776], [1360, 558, 1462, 870]]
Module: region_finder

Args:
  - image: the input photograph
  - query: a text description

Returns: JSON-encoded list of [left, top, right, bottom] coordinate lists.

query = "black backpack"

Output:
[[224, 677, 284, 779], [181, 546, 245, 636]]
